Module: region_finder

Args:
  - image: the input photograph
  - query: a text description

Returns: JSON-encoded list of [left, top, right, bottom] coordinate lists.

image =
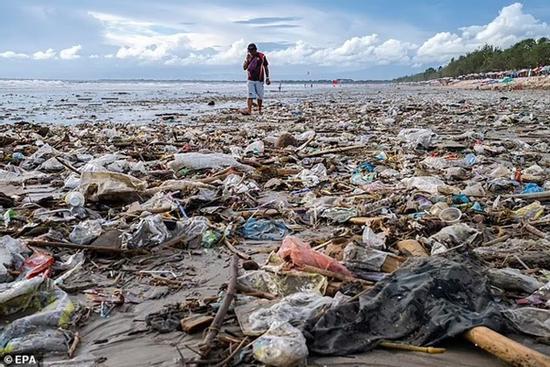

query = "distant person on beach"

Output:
[[243, 43, 270, 114]]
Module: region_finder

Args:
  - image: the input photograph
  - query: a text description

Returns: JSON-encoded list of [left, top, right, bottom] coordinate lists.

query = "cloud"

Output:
[[416, 3, 549, 62], [86, 2, 548, 69], [234, 16, 301, 24], [59, 45, 82, 60], [255, 24, 300, 29], [0, 51, 29, 59], [89, 11, 195, 61], [32, 48, 56, 60]]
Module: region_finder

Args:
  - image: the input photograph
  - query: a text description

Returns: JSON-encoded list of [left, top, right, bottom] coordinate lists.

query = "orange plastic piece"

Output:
[[277, 236, 353, 277]]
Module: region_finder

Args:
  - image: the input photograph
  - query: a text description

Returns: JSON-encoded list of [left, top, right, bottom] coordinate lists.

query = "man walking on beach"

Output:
[[243, 43, 270, 115]]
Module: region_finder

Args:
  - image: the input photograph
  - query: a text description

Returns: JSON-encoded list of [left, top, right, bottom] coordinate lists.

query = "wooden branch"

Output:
[[236, 282, 277, 300], [379, 341, 445, 354], [302, 144, 364, 158], [464, 326, 550, 367], [200, 255, 239, 358], [223, 239, 251, 260], [27, 240, 146, 255], [55, 156, 81, 175]]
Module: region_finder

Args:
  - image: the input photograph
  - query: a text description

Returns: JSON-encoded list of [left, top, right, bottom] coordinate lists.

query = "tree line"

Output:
[[394, 38, 550, 83]]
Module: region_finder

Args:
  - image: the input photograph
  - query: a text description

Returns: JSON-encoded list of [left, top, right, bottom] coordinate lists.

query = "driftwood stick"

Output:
[[214, 337, 249, 367], [200, 255, 239, 358], [236, 282, 277, 300], [68, 332, 80, 358], [302, 144, 364, 158], [27, 240, 146, 255], [223, 239, 251, 260], [464, 326, 550, 367], [55, 156, 81, 175], [379, 341, 446, 354]]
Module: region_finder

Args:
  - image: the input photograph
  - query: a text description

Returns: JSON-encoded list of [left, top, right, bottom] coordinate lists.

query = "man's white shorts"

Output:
[[247, 80, 264, 100]]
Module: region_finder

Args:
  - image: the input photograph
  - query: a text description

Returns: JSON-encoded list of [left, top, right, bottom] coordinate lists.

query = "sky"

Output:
[[0, 1, 548, 80]]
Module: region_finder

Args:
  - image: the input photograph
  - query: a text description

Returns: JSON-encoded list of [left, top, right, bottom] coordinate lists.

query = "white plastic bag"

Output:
[[253, 322, 308, 367]]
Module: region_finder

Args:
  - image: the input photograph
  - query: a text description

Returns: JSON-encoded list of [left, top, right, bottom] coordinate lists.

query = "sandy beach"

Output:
[[1, 82, 549, 366]]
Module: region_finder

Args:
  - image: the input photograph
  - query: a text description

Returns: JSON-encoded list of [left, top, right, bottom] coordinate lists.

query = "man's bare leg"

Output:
[[247, 98, 253, 114], [258, 99, 263, 114]]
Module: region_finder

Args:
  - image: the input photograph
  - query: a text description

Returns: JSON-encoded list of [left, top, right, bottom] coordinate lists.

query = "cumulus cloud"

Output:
[[416, 3, 549, 62], [32, 48, 56, 60], [0, 51, 29, 59], [89, 11, 194, 61], [59, 45, 82, 60], [86, 2, 548, 68]]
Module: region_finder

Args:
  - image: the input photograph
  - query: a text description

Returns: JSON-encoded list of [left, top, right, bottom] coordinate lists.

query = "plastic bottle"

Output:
[[65, 192, 85, 207]]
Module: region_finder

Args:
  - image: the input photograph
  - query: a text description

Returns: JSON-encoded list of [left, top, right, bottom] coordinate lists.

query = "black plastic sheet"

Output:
[[304, 255, 505, 355]]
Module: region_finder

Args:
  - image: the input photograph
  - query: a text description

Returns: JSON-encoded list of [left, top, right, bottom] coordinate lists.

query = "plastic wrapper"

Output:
[[167, 152, 254, 172], [397, 128, 437, 149], [514, 201, 544, 220], [125, 214, 171, 249], [426, 223, 480, 255], [253, 322, 308, 367], [362, 226, 386, 249], [244, 140, 265, 155], [277, 236, 353, 277], [343, 243, 388, 272], [79, 171, 146, 203], [69, 219, 103, 245], [488, 268, 543, 294], [296, 163, 328, 187], [320, 207, 358, 223], [237, 269, 328, 297], [38, 157, 65, 172], [222, 174, 260, 195], [401, 176, 444, 195], [242, 218, 289, 241], [503, 308, 550, 339], [0, 236, 29, 283], [20, 253, 55, 279]]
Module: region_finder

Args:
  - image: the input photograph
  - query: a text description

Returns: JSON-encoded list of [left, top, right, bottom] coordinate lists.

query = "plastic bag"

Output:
[[237, 270, 328, 298], [0, 236, 29, 283], [522, 183, 544, 194], [397, 128, 437, 149], [246, 291, 333, 335], [296, 163, 328, 187], [503, 308, 550, 338], [125, 215, 170, 248], [362, 226, 386, 249], [167, 152, 254, 172], [244, 140, 265, 155], [277, 236, 353, 277], [69, 219, 103, 245], [343, 243, 388, 272], [426, 223, 480, 255], [514, 201, 544, 221], [242, 218, 289, 241], [253, 322, 308, 367], [79, 171, 146, 203], [401, 176, 444, 195], [0, 278, 75, 356]]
